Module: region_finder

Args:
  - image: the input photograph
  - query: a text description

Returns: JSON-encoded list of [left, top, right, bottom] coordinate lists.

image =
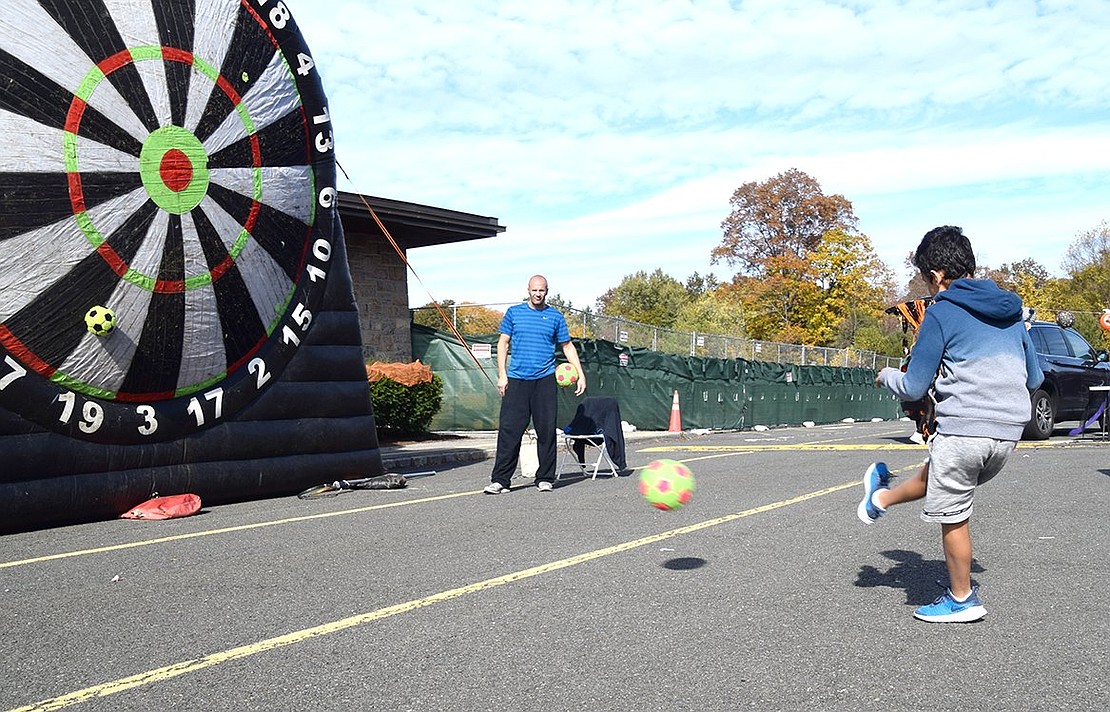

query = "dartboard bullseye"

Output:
[[139, 125, 211, 214], [0, 0, 338, 444]]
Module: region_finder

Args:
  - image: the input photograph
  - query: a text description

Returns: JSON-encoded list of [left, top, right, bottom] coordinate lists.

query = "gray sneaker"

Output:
[[483, 482, 509, 494], [537, 481, 554, 492]]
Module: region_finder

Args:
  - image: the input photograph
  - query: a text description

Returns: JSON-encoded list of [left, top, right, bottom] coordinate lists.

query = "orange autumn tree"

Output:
[[713, 168, 871, 344]]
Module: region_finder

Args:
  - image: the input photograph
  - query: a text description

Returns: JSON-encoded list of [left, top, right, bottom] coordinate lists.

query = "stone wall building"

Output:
[[338, 192, 504, 362]]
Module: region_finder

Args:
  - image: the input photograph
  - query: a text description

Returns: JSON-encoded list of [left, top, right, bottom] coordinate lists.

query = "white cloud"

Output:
[[292, 0, 1110, 307]]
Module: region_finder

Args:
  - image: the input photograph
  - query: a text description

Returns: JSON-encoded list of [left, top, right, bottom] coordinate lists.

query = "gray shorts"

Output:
[[922, 433, 1016, 524]]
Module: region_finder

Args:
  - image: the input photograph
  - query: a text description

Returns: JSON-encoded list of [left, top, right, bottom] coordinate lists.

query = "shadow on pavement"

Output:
[[854, 548, 987, 606], [662, 556, 709, 571]]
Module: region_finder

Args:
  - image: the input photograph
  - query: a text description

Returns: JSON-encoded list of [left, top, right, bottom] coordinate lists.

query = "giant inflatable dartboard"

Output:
[[0, 0, 338, 444]]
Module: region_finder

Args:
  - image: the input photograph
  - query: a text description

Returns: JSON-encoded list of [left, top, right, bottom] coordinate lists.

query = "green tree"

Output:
[[848, 318, 903, 358], [807, 229, 896, 346], [713, 168, 858, 276], [545, 293, 576, 312], [411, 299, 456, 331], [1062, 220, 1110, 309], [674, 288, 746, 337], [1053, 220, 1110, 348], [683, 272, 720, 298], [987, 259, 1051, 309], [595, 269, 691, 328]]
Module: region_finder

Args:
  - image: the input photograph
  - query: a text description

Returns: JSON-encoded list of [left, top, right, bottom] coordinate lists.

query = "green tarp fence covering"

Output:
[[411, 324, 903, 431]]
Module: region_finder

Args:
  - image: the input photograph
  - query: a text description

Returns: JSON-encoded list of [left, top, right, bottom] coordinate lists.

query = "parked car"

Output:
[[1024, 321, 1110, 440]]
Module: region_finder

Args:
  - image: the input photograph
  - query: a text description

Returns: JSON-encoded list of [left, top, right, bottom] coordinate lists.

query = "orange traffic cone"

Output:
[[667, 390, 682, 432]]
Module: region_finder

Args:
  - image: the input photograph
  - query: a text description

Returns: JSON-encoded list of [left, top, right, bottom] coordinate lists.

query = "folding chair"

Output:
[[556, 396, 627, 480], [558, 430, 620, 480]]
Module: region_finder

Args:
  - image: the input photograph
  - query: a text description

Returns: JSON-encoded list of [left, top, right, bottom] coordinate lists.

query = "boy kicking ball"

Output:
[[862, 226, 1043, 623]]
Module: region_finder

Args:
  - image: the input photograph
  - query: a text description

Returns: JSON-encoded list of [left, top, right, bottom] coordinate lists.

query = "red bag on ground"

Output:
[[120, 494, 202, 520]]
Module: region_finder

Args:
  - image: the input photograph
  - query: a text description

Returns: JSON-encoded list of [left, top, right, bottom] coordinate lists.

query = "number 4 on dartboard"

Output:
[[297, 53, 314, 76]]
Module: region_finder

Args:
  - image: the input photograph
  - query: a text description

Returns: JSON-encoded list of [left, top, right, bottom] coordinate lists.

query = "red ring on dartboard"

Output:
[[63, 47, 263, 294]]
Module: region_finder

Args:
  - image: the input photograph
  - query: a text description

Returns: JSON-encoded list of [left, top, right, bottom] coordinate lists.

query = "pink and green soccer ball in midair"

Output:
[[638, 459, 695, 510], [555, 362, 579, 388]]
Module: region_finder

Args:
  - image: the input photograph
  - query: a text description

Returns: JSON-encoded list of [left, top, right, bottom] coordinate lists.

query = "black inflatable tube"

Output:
[[0, 448, 384, 534], [2, 415, 379, 482]]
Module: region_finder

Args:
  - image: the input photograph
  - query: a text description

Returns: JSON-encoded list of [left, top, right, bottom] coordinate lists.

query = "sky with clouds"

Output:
[[292, 0, 1110, 310]]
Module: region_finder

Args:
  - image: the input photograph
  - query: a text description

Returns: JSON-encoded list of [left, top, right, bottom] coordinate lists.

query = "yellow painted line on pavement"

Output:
[[678, 451, 758, 464], [8, 480, 858, 712], [643, 443, 927, 452], [643, 441, 1068, 453], [0, 491, 476, 570]]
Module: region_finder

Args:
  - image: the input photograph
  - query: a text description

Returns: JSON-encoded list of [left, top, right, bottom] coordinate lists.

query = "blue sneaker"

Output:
[[856, 462, 891, 524], [913, 587, 987, 623]]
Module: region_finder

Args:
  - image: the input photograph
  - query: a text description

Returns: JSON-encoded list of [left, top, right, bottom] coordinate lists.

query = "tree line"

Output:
[[415, 168, 1110, 355]]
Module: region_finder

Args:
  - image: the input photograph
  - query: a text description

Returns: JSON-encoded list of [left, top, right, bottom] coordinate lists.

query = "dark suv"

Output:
[[1024, 321, 1110, 439]]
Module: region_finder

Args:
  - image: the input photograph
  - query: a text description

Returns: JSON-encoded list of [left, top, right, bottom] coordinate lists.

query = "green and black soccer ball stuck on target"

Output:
[[84, 305, 116, 336]]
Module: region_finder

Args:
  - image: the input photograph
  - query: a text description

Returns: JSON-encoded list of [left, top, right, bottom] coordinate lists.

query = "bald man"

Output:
[[485, 275, 586, 493]]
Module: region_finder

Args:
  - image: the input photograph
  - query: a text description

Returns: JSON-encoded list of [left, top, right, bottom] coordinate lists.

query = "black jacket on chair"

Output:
[[564, 396, 627, 470]]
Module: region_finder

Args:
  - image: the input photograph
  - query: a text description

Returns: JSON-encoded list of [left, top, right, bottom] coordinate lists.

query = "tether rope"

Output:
[[337, 161, 495, 386]]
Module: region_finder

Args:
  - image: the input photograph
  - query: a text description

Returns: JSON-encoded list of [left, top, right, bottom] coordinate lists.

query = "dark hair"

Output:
[[913, 225, 975, 280]]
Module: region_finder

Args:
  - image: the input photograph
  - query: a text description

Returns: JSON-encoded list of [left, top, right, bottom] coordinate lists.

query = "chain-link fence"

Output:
[[412, 303, 901, 370]]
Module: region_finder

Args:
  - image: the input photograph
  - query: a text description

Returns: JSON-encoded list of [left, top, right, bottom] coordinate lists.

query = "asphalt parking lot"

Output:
[[1, 421, 1107, 712]]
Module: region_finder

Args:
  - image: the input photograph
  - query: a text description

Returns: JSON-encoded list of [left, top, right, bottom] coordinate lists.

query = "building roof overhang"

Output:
[[337, 192, 505, 250]]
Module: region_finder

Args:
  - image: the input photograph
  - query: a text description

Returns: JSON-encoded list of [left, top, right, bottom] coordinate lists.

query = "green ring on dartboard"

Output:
[[65, 48, 264, 293]]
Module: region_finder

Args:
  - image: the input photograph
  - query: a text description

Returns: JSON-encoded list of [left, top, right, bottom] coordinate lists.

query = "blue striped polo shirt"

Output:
[[499, 303, 571, 380]]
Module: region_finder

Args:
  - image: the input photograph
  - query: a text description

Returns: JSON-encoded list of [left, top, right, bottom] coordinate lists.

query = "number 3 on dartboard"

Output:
[[137, 405, 158, 436]]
